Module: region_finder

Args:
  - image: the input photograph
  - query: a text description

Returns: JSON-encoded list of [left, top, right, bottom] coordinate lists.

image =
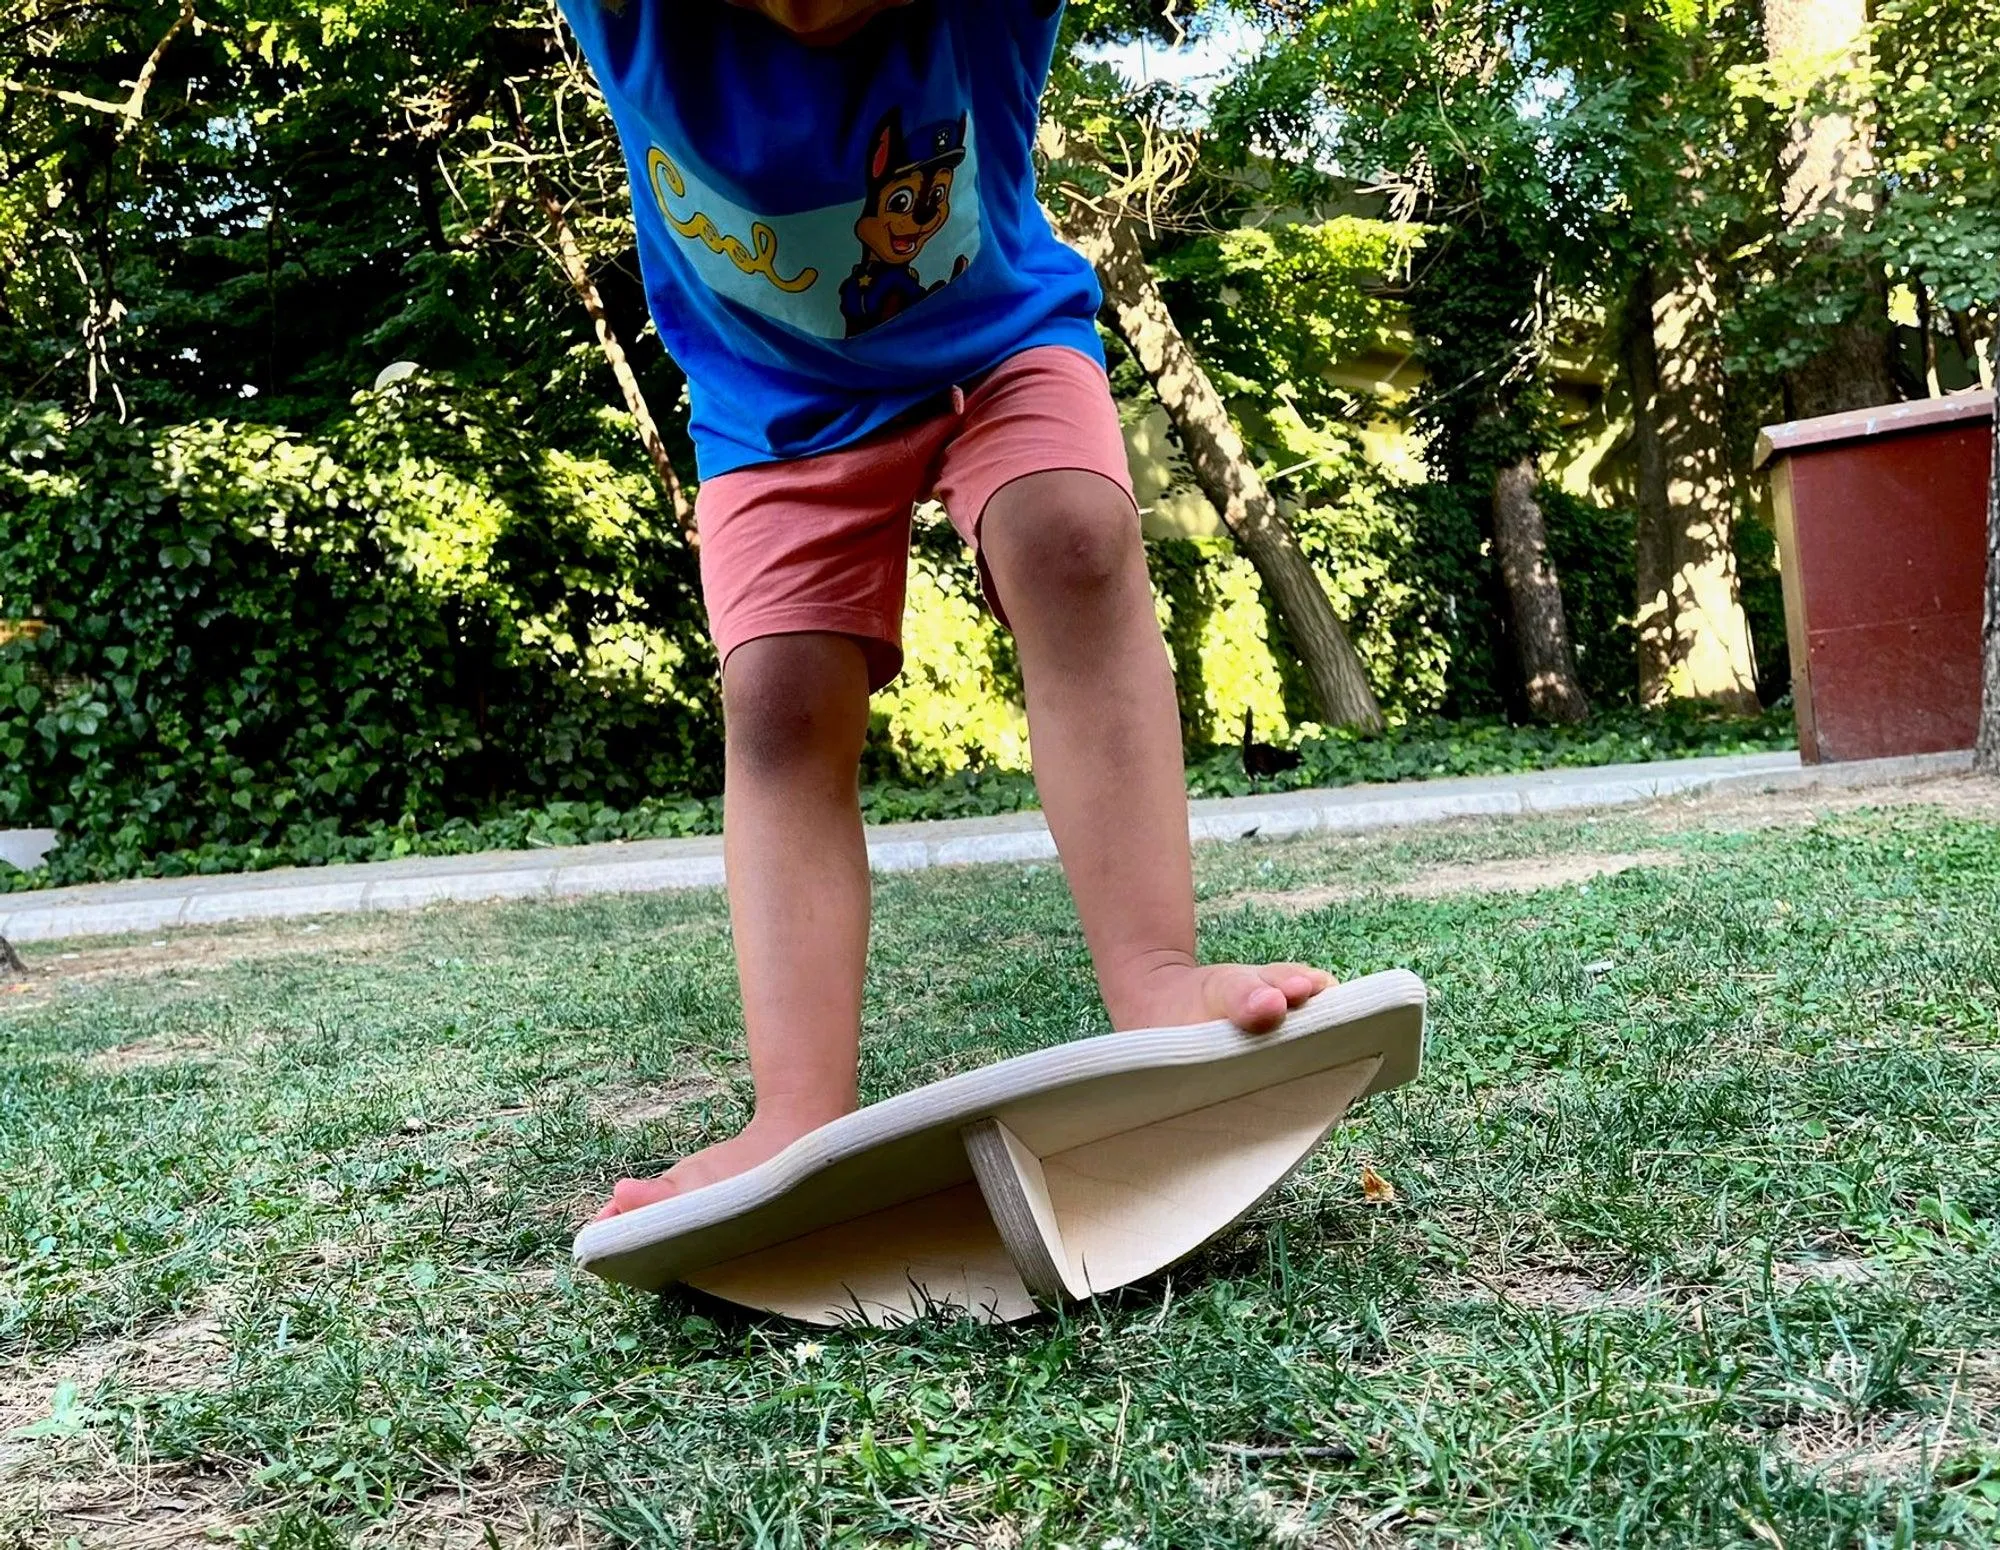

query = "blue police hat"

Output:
[[901, 113, 967, 173]]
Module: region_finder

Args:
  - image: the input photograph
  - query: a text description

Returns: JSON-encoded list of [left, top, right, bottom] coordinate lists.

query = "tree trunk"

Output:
[[1064, 208, 1384, 732], [1950, 309, 1996, 392], [1764, 0, 1895, 417], [1915, 278, 1941, 397], [1625, 266, 1679, 704], [1977, 396, 2000, 774], [537, 186, 695, 537], [1491, 454, 1590, 724], [1626, 264, 1762, 712], [509, 97, 694, 536]]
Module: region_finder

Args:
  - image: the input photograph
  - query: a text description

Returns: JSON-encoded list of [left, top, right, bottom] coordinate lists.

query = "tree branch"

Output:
[[0, 0, 194, 131]]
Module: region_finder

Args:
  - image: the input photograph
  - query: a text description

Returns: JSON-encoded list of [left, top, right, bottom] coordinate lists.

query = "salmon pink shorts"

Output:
[[696, 344, 1135, 690]]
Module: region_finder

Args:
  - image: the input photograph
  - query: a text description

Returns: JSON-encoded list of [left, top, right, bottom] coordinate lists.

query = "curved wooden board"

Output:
[[961, 1058, 1380, 1303], [576, 971, 1426, 1293], [684, 1182, 1034, 1327], [1040, 1054, 1381, 1295]]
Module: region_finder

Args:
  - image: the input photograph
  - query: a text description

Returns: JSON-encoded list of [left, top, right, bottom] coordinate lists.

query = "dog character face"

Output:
[[853, 111, 966, 269]]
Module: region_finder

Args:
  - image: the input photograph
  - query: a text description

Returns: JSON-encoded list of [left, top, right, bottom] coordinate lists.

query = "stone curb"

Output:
[[0, 749, 1975, 947]]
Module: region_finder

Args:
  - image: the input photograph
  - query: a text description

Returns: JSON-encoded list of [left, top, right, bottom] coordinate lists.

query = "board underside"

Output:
[[574, 969, 1426, 1324]]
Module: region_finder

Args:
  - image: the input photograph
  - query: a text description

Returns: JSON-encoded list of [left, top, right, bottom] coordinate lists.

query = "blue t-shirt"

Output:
[[558, 0, 1105, 478]]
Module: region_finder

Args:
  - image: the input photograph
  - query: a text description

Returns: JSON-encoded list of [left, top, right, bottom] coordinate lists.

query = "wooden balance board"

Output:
[[573, 969, 1426, 1325]]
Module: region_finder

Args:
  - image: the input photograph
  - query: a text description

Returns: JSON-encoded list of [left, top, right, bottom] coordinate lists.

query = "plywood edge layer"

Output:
[[962, 1118, 1075, 1302]]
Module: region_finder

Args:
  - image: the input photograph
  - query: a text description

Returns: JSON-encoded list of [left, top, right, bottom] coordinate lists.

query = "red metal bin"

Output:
[[1755, 390, 1994, 763]]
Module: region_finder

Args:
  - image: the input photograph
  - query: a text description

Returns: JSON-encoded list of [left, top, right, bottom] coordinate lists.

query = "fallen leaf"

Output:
[[1360, 1165, 1397, 1205]]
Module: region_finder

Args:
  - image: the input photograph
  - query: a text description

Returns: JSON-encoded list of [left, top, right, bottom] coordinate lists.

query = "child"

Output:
[[567, 0, 1332, 1220]]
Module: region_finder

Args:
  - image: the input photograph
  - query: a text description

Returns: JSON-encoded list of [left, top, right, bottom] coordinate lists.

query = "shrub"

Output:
[[1540, 486, 1640, 709], [1, 388, 716, 876]]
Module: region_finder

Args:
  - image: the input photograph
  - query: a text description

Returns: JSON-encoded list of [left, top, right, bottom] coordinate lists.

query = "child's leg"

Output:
[[979, 471, 1329, 1033], [596, 632, 874, 1218]]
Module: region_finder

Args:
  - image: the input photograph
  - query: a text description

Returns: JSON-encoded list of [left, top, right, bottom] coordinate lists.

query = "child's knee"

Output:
[[988, 472, 1143, 604], [723, 637, 869, 775]]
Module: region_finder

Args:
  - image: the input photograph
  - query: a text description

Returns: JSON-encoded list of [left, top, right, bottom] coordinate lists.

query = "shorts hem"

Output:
[[714, 608, 905, 693], [960, 465, 1141, 632]]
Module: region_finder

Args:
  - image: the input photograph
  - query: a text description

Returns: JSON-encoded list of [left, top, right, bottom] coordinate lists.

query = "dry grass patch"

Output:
[[1, 918, 420, 1012], [344, 1449, 593, 1550], [1216, 850, 1683, 914], [1777, 1414, 1951, 1490], [1772, 1350, 2000, 1491], [10, 1461, 255, 1549], [1770, 1256, 1881, 1292], [1656, 771, 2000, 835], [0, 1309, 230, 1428], [586, 1073, 732, 1129], [1478, 1268, 1669, 1314], [13, 1462, 591, 1550], [81, 1036, 221, 1074], [1, 1308, 238, 1541]]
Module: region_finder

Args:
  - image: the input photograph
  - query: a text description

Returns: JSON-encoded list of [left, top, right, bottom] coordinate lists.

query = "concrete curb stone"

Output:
[[0, 749, 1976, 946]]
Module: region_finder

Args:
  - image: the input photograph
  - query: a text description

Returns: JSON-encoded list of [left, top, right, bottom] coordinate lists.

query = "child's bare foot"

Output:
[[1110, 958, 1333, 1036], [592, 1103, 851, 1221], [590, 964, 1328, 1221]]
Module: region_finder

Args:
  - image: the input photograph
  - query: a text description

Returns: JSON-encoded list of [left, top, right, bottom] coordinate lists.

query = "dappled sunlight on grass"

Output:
[[2, 785, 1996, 1545]]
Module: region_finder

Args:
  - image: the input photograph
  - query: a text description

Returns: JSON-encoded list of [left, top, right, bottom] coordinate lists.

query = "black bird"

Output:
[[1241, 707, 1302, 781]]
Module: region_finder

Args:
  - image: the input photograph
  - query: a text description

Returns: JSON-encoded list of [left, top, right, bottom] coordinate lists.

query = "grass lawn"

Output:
[[3, 779, 1997, 1547]]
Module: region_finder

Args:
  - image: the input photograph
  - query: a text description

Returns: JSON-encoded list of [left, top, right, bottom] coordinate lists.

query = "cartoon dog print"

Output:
[[839, 108, 971, 337]]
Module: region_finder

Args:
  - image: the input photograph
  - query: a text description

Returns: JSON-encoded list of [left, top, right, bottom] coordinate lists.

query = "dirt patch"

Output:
[[1452, 1266, 1669, 1315], [353, 1477, 593, 1550], [1771, 1256, 1880, 1292], [1, 918, 418, 1007], [14, 1464, 254, 1549], [12, 1454, 588, 1549], [0, 1310, 234, 1537], [1217, 850, 1683, 914], [0, 1311, 228, 1431], [1777, 1415, 1945, 1488], [1658, 772, 2000, 833], [81, 1036, 220, 1074], [1772, 1349, 1999, 1487], [587, 1074, 732, 1129]]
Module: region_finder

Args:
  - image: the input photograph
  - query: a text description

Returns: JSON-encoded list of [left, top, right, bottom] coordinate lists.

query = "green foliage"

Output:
[[1540, 487, 1640, 707], [868, 524, 1030, 779], [1405, 229, 1556, 484], [2, 407, 470, 853], [1157, 220, 1412, 415], [0, 388, 715, 879], [1724, 0, 2000, 382], [1867, 0, 2000, 388], [1158, 216, 1643, 720], [1869, 0, 2000, 320], [1733, 510, 1790, 705], [1156, 219, 1469, 722], [1184, 701, 1793, 799], [6, 0, 669, 436]]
